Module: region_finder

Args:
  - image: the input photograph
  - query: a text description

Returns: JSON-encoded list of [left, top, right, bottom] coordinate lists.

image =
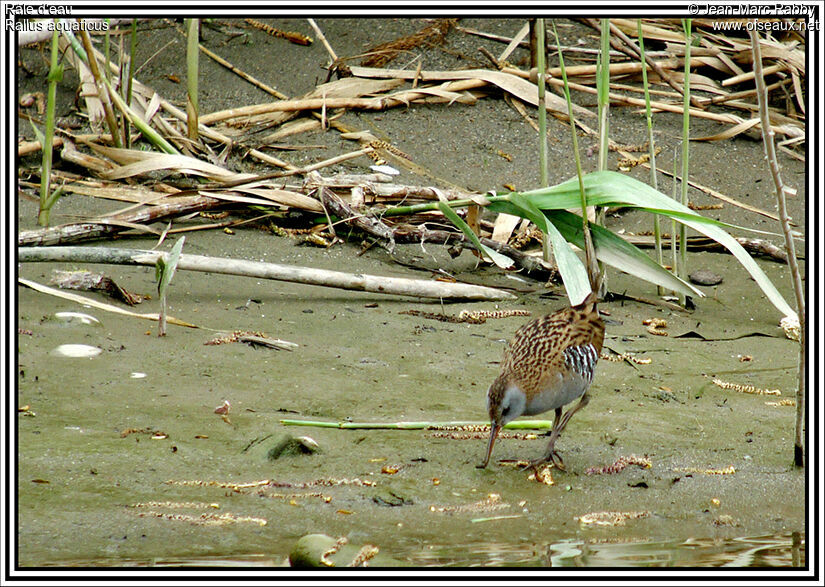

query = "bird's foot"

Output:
[[528, 450, 566, 472]]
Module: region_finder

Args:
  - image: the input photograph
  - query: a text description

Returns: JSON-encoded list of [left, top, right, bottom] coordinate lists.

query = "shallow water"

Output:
[[40, 533, 803, 568]]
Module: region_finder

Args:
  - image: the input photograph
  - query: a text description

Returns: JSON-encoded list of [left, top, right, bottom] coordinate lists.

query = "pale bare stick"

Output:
[[307, 19, 338, 62], [19, 247, 517, 301]]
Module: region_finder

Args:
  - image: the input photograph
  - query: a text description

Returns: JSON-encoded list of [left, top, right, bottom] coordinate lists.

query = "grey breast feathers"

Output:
[[562, 343, 599, 382]]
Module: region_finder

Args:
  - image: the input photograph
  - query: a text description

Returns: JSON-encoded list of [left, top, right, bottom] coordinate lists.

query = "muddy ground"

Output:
[[15, 18, 806, 567]]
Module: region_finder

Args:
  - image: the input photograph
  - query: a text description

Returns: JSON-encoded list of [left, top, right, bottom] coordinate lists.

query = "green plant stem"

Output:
[[671, 151, 679, 291], [186, 18, 199, 141], [37, 24, 60, 227], [116, 31, 127, 146], [598, 18, 610, 173], [552, 21, 598, 289], [536, 19, 548, 188], [679, 18, 692, 307], [595, 18, 611, 289], [121, 20, 138, 147], [126, 20, 137, 108], [101, 75, 180, 154], [280, 419, 554, 430], [61, 28, 86, 61], [535, 18, 550, 263], [638, 19, 663, 296], [748, 26, 805, 467], [103, 19, 111, 84], [156, 236, 186, 337]]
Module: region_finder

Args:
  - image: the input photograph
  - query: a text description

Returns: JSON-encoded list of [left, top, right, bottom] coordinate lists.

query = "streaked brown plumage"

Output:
[[479, 289, 605, 470]]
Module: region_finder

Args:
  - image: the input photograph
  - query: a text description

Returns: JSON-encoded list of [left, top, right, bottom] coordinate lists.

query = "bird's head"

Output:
[[479, 375, 526, 468]]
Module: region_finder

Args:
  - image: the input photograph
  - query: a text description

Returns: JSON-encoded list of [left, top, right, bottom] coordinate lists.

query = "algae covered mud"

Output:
[[14, 15, 807, 570], [16, 232, 806, 568]]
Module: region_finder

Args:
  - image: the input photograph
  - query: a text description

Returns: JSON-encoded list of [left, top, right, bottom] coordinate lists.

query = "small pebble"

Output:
[[689, 269, 723, 286]]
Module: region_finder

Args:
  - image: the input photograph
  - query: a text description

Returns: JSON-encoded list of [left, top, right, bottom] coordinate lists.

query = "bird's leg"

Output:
[[543, 406, 563, 437], [532, 393, 591, 471]]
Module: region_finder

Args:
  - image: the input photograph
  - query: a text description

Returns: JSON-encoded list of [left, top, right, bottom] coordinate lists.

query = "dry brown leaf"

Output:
[[490, 213, 521, 244], [60, 182, 176, 206], [90, 148, 254, 182], [227, 187, 324, 212], [693, 117, 762, 142]]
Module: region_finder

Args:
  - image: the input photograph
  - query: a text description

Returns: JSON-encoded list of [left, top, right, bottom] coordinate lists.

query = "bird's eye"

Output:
[[502, 405, 510, 416]]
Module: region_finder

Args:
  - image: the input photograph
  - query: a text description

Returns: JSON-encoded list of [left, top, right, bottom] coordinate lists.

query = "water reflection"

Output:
[[407, 532, 804, 567], [43, 532, 803, 568]]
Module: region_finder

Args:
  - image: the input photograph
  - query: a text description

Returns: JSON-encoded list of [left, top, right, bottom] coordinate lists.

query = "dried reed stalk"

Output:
[[749, 26, 805, 467]]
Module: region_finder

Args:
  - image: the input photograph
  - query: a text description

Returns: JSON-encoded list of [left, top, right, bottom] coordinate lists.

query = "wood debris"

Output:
[[430, 493, 509, 514], [674, 465, 736, 475], [712, 378, 781, 396], [765, 399, 796, 407], [643, 318, 668, 336], [400, 308, 530, 324], [361, 19, 457, 67], [244, 19, 312, 45], [165, 477, 376, 489], [50, 269, 146, 305], [585, 455, 652, 475], [600, 352, 652, 365]]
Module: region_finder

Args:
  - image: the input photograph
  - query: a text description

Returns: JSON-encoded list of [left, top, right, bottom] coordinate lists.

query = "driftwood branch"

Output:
[[390, 224, 556, 281], [317, 186, 395, 245], [309, 183, 556, 280], [18, 247, 516, 301]]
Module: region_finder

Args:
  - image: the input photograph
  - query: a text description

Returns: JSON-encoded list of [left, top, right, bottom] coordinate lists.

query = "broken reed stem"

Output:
[[518, 70, 798, 138], [604, 19, 703, 110], [196, 41, 287, 99], [78, 28, 122, 148], [307, 18, 337, 62], [186, 18, 199, 141], [211, 146, 374, 188], [749, 25, 806, 468], [199, 96, 421, 125]]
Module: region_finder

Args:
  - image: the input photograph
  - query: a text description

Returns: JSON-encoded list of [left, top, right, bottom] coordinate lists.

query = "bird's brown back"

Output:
[[500, 296, 605, 396]]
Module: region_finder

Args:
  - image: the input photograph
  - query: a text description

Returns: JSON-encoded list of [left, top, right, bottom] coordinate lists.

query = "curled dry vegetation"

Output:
[[17, 18, 804, 308]]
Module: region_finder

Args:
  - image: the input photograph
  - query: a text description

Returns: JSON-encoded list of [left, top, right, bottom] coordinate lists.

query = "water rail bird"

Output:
[[479, 288, 605, 470]]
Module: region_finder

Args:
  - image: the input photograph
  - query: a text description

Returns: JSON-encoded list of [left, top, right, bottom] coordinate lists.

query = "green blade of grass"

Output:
[[544, 208, 702, 298], [508, 193, 590, 304], [158, 236, 186, 297]]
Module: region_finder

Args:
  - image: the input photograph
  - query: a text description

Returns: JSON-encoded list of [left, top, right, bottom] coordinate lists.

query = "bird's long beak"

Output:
[[479, 422, 501, 468]]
